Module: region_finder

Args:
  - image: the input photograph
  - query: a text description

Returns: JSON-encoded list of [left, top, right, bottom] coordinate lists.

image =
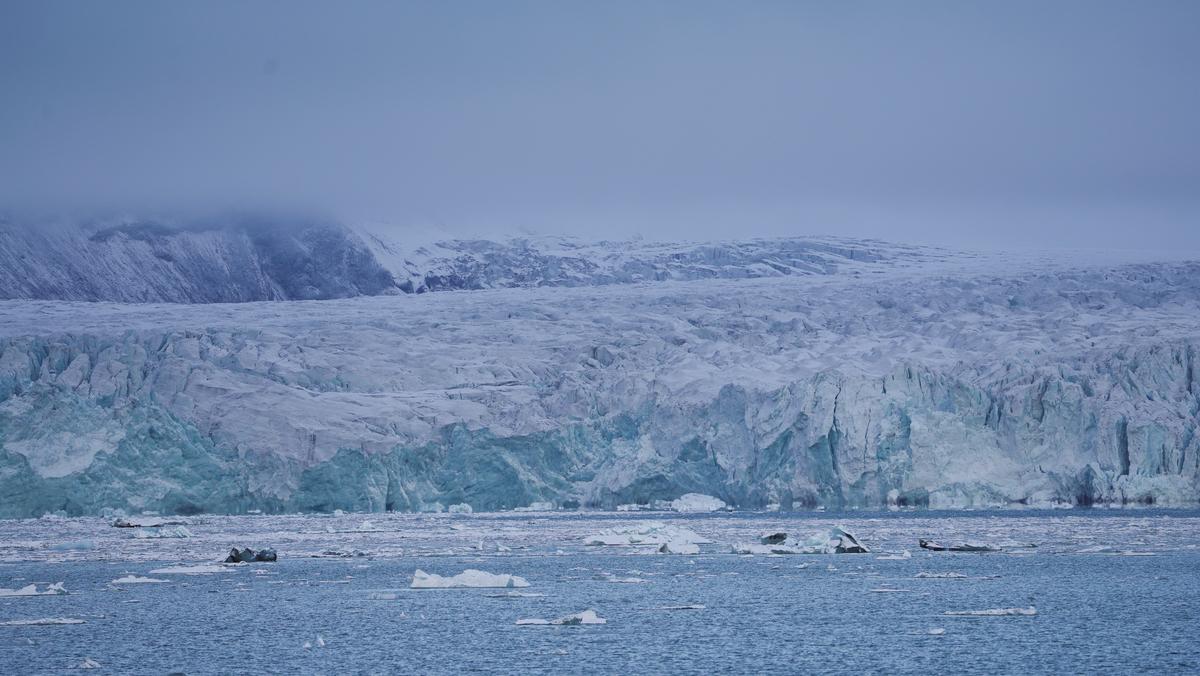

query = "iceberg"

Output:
[[132, 526, 193, 539], [657, 541, 700, 555], [919, 539, 1001, 553], [669, 494, 727, 513], [516, 610, 606, 626], [733, 527, 868, 554], [410, 569, 530, 589], [0, 583, 67, 597]]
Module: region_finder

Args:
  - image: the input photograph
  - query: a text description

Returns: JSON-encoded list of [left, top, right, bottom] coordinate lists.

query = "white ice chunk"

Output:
[[448, 503, 473, 514], [0, 583, 66, 597], [915, 572, 968, 579], [516, 610, 606, 626], [111, 576, 168, 584], [410, 569, 530, 589], [131, 526, 193, 539], [657, 541, 700, 555], [669, 493, 727, 513], [732, 527, 867, 554]]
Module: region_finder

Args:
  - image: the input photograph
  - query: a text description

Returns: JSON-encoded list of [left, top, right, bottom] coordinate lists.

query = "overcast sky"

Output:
[[1, 1, 1198, 249]]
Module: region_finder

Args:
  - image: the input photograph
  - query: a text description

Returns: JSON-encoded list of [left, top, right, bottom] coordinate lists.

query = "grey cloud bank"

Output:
[[1, 0, 1198, 250]]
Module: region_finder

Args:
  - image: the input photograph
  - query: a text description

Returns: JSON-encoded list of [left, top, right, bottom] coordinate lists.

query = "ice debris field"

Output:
[[0, 510, 1198, 673]]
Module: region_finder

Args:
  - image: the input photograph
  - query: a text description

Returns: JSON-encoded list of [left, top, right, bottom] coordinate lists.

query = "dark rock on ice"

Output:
[[224, 547, 278, 563], [919, 539, 1001, 553], [760, 532, 789, 545]]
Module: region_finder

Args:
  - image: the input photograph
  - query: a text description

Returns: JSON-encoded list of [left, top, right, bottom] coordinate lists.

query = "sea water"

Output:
[[0, 510, 1197, 674]]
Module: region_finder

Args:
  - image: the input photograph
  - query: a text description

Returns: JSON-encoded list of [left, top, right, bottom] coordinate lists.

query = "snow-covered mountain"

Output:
[[0, 225, 1198, 516], [0, 216, 926, 302]]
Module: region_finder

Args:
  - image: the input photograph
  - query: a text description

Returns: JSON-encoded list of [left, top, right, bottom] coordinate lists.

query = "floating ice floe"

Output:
[[583, 522, 711, 547], [48, 540, 95, 551], [111, 576, 168, 584], [657, 542, 700, 555], [944, 607, 1037, 617], [669, 494, 728, 513], [593, 573, 647, 584], [113, 517, 187, 528], [132, 526, 193, 539], [927, 628, 946, 636], [869, 588, 913, 593], [914, 572, 968, 579], [148, 564, 231, 575], [448, 503, 473, 514], [732, 527, 868, 555], [78, 658, 102, 669], [919, 539, 1001, 553], [410, 569, 530, 589], [0, 583, 67, 597], [0, 617, 84, 626], [516, 610, 606, 626], [875, 550, 912, 561], [485, 591, 545, 598]]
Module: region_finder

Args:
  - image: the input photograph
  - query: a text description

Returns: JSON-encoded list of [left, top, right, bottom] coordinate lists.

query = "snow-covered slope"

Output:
[[0, 236, 1197, 516], [0, 216, 929, 302]]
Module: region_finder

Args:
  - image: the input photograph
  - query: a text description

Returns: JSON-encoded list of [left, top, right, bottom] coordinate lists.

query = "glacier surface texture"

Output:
[[0, 223, 1198, 516]]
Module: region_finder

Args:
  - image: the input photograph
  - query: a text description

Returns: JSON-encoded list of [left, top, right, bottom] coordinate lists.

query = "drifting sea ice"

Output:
[[410, 569, 530, 589], [516, 610, 606, 626], [732, 527, 868, 555], [0, 583, 66, 597], [131, 526, 193, 539], [148, 564, 231, 575], [111, 576, 168, 584], [583, 522, 711, 546], [657, 541, 700, 555], [944, 607, 1038, 617], [0, 617, 85, 626]]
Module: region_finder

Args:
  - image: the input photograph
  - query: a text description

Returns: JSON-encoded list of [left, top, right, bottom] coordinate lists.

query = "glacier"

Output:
[[0, 229, 1198, 517]]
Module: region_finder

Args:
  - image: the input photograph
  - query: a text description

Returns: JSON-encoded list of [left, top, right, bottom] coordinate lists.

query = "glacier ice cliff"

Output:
[[0, 234, 1198, 516]]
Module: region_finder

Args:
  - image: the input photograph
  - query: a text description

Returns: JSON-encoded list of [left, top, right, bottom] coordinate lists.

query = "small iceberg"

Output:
[[593, 573, 647, 584], [78, 658, 102, 669], [876, 551, 912, 561], [927, 628, 946, 636], [669, 493, 727, 513], [411, 569, 530, 589], [0, 617, 85, 626], [0, 583, 67, 597], [516, 610, 606, 626], [111, 576, 168, 584], [657, 542, 700, 555], [944, 607, 1037, 617], [732, 527, 868, 555], [132, 526, 193, 539], [583, 522, 711, 547], [915, 571, 968, 579]]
